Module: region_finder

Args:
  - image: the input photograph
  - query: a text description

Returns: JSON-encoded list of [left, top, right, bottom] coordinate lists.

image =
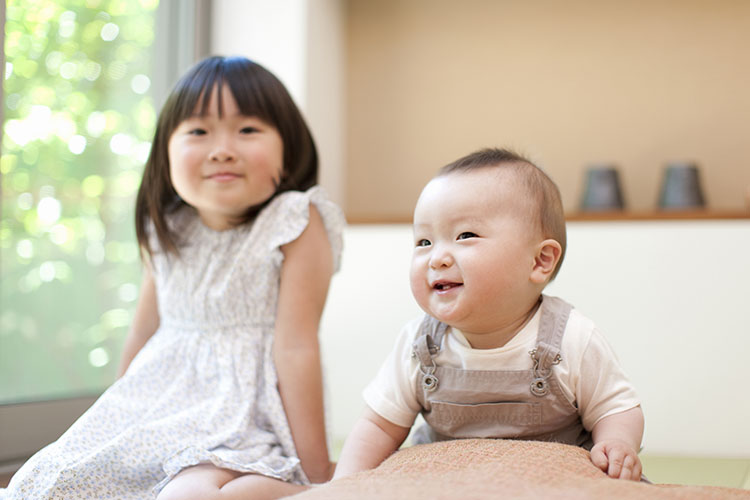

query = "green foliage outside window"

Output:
[[1, 0, 159, 403]]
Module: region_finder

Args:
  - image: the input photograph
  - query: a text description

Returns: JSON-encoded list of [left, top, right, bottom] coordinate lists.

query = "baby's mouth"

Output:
[[433, 281, 462, 291]]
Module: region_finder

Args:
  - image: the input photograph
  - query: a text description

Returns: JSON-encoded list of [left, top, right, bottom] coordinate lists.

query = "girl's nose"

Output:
[[209, 138, 237, 162], [429, 246, 454, 269]]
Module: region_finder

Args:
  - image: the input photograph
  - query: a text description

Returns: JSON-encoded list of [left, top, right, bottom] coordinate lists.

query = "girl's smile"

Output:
[[204, 171, 244, 182]]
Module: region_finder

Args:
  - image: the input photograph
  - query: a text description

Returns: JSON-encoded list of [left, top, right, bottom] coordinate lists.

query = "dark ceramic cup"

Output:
[[658, 162, 706, 209], [580, 165, 625, 211]]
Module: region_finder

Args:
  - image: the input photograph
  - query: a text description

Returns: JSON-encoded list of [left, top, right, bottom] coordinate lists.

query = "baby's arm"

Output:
[[334, 406, 410, 479], [590, 406, 645, 480], [117, 262, 159, 377], [275, 205, 335, 483]]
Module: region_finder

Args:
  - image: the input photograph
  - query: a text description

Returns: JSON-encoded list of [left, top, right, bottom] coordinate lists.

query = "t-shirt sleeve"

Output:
[[362, 317, 424, 428], [262, 186, 346, 272], [575, 326, 641, 430]]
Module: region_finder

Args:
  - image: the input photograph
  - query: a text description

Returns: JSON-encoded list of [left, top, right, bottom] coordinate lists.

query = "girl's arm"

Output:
[[274, 205, 335, 483], [590, 406, 645, 480], [333, 406, 410, 479], [117, 262, 159, 377]]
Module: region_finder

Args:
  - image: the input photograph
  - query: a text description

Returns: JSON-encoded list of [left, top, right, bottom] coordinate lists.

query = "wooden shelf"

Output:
[[565, 210, 750, 221], [347, 210, 750, 224]]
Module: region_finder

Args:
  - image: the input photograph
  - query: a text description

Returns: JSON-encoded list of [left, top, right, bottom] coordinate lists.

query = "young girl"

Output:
[[2, 56, 344, 499]]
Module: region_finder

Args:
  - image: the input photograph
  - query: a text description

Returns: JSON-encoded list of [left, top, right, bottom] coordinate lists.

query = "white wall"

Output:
[[546, 220, 750, 458], [210, 0, 346, 207], [211, 0, 308, 106], [304, 0, 346, 209], [320, 221, 750, 458], [318, 225, 421, 448]]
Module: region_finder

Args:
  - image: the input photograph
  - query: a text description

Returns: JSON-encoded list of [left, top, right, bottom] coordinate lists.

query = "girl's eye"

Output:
[[416, 239, 431, 247], [457, 232, 477, 240], [188, 128, 207, 136], [240, 126, 259, 134]]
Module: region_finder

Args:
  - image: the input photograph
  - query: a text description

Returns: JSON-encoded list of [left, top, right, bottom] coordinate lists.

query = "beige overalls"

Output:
[[411, 295, 593, 449]]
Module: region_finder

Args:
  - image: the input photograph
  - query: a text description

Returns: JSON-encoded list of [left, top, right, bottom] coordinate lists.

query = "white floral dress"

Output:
[[1, 187, 345, 500]]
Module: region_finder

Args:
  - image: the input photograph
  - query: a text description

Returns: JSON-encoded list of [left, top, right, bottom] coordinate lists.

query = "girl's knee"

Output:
[[156, 465, 238, 500], [156, 483, 219, 500], [156, 466, 308, 500]]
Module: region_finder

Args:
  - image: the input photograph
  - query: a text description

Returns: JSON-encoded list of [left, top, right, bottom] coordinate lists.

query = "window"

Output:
[[2, 0, 159, 404], [0, 0, 209, 468]]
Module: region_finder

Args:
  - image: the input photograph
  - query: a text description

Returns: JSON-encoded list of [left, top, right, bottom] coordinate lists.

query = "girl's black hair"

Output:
[[135, 56, 318, 256]]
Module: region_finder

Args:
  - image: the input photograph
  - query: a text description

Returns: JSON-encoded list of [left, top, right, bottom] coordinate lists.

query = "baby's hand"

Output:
[[590, 439, 642, 480]]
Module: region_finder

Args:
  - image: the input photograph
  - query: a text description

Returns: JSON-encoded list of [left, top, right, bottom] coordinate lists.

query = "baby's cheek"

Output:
[[408, 264, 429, 308]]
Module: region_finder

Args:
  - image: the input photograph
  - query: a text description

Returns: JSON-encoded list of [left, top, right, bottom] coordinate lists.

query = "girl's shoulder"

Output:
[[258, 186, 346, 268]]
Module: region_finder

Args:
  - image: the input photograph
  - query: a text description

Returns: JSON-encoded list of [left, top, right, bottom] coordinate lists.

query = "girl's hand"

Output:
[[590, 439, 642, 480], [326, 461, 337, 482], [308, 461, 336, 484]]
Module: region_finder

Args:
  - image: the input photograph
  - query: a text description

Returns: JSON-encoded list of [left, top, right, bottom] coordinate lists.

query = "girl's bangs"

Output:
[[224, 62, 277, 124], [170, 64, 225, 122], [166, 58, 281, 132]]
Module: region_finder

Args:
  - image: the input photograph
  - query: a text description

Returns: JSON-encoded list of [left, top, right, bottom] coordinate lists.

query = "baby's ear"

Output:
[[530, 239, 562, 284]]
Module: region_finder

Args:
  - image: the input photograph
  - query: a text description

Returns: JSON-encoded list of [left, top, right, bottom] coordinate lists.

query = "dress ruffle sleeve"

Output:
[[261, 186, 345, 272]]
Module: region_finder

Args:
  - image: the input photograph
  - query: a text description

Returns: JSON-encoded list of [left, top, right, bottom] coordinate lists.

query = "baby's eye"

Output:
[[416, 239, 431, 247], [457, 232, 477, 240], [240, 126, 259, 134]]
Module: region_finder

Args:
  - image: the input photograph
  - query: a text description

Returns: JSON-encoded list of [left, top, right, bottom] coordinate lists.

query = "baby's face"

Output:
[[409, 168, 543, 347]]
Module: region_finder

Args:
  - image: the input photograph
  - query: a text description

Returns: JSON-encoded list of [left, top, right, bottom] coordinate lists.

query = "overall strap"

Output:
[[412, 334, 437, 368], [428, 316, 450, 349], [534, 295, 573, 370], [528, 295, 573, 397], [412, 315, 449, 393], [412, 315, 449, 361]]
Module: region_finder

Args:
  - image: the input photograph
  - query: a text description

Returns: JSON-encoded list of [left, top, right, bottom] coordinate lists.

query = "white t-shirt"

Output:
[[363, 303, 640, 432]]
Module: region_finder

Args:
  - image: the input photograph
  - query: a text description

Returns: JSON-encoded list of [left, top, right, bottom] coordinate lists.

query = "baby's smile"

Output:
[[432, 280, 463, 292]]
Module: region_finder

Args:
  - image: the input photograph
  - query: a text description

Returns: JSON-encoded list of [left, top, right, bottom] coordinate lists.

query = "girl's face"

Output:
[[168, 84, 284, 230]]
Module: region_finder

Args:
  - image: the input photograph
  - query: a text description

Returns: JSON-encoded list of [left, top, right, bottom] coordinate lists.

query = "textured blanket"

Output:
[[291, 439, 750, 499]]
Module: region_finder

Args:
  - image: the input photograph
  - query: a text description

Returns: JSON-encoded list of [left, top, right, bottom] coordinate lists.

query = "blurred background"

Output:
[[1, 0, 207, 475], [343, 0, 750, 220], [1, 0, 749, 488]]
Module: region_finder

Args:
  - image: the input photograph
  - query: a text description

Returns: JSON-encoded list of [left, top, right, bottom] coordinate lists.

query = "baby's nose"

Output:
[[429, 247, 454, 268]]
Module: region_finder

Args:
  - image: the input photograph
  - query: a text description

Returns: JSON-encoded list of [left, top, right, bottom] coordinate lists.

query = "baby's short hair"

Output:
[[439, 148, 567, 280]]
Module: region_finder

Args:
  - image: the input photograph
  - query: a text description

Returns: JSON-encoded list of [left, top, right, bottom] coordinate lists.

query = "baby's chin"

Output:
[[423, 303, 468, 329]]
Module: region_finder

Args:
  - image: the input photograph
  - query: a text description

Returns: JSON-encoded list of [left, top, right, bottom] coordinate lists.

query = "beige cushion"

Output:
[[292, 439, 749, 499]]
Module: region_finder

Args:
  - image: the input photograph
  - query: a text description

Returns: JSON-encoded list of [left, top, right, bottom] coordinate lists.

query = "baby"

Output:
[[334, 148, 644, 481]]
